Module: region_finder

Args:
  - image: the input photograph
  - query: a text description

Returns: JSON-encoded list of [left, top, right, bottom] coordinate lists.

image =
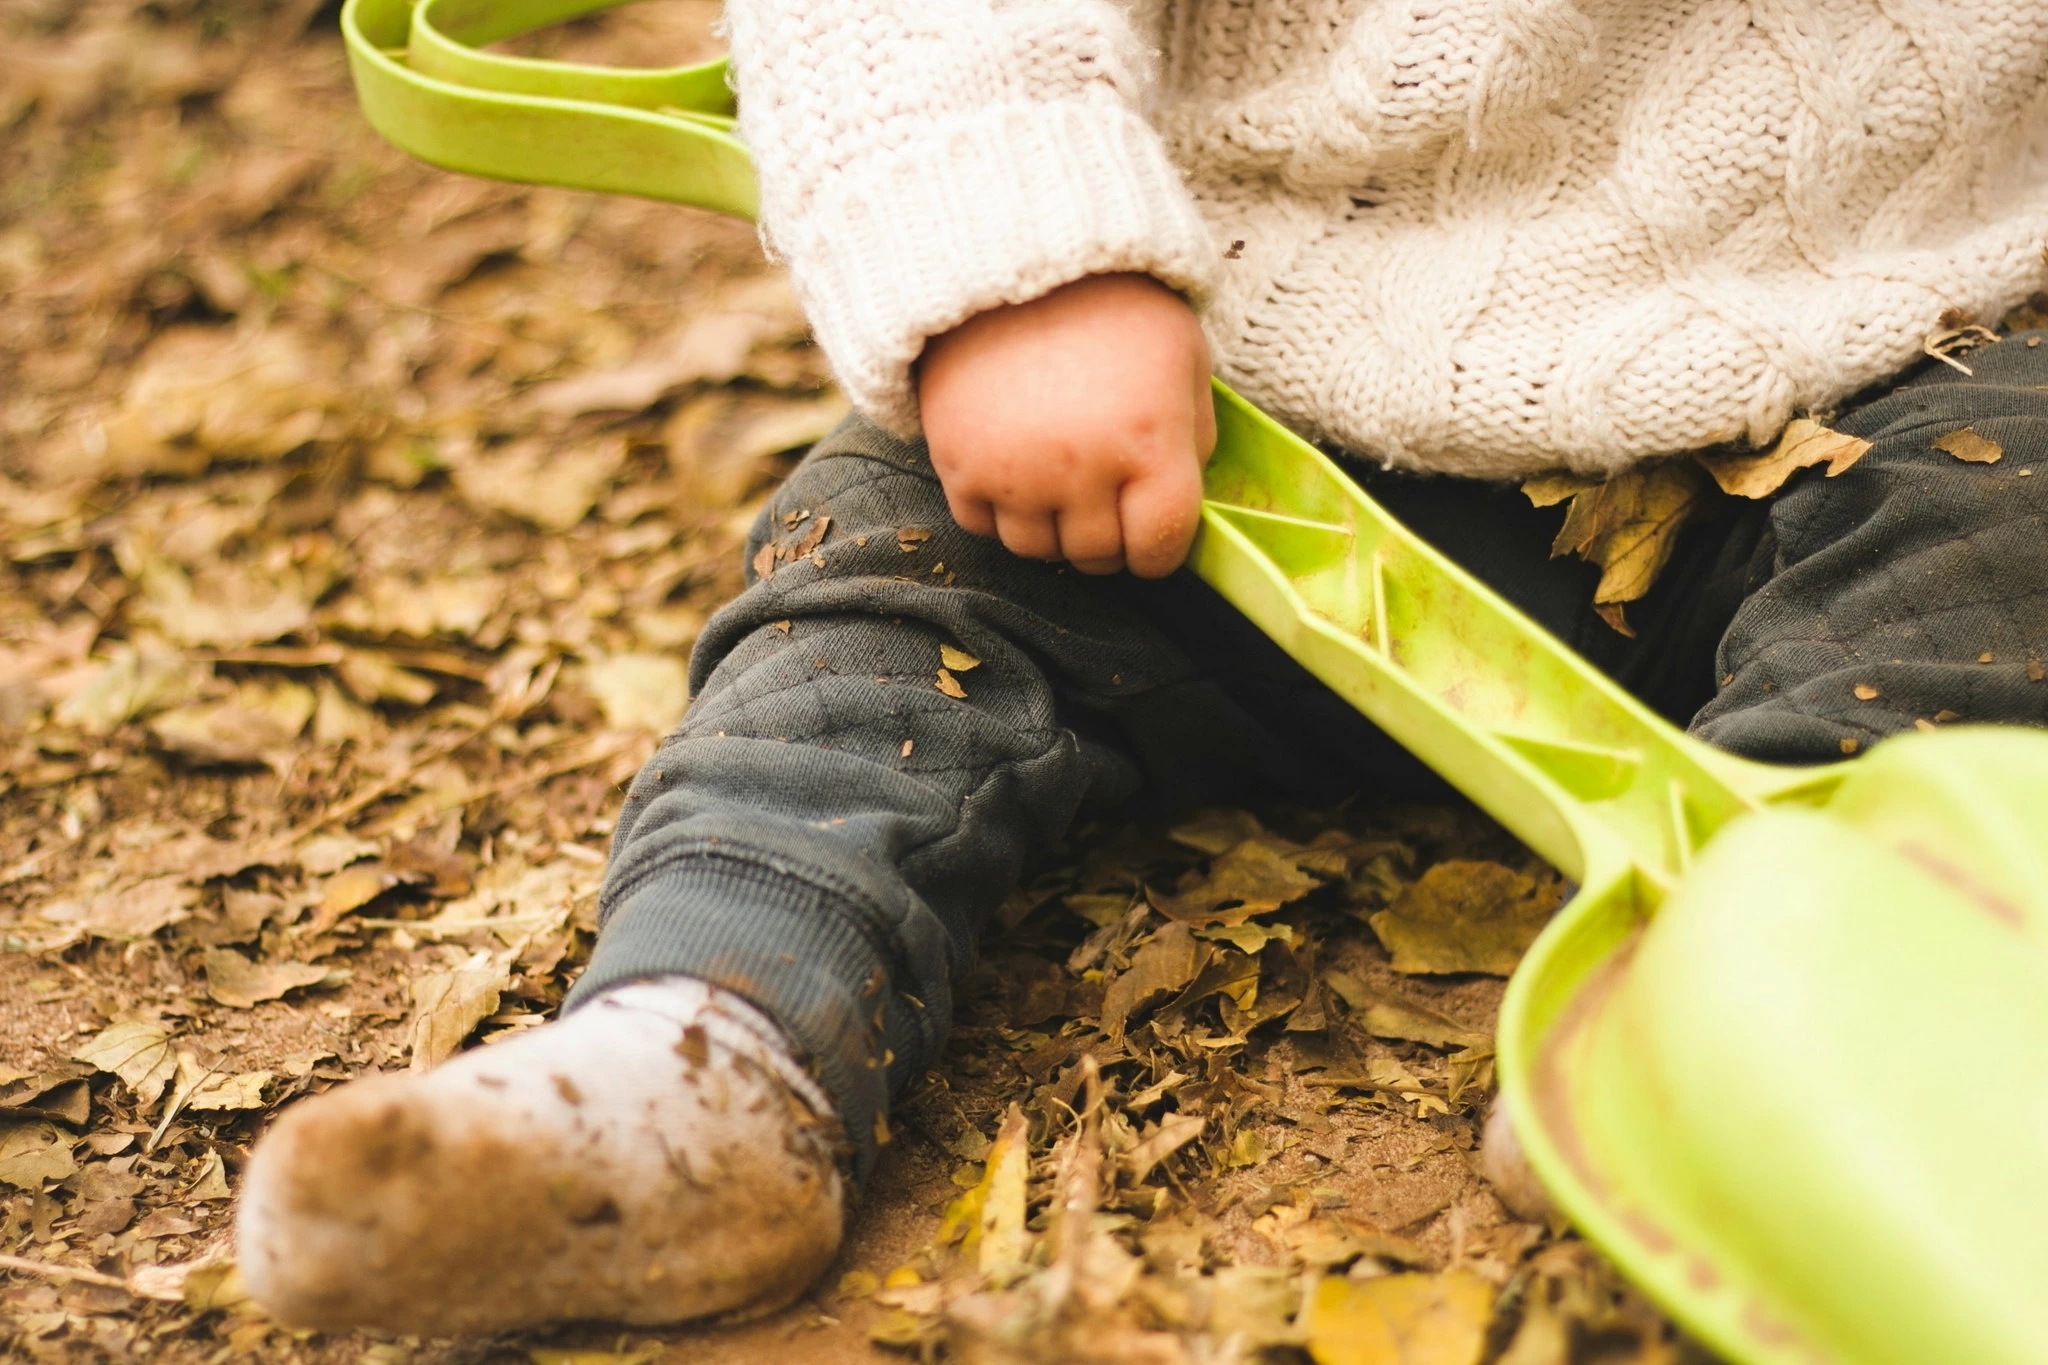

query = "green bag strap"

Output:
[[344, 0, 755, 216]]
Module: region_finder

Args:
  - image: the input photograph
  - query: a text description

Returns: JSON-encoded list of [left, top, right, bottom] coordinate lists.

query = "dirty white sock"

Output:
[[236, 977, 845, 1335]]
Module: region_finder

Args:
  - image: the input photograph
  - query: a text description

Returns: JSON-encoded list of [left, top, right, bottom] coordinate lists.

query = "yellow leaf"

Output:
[[1593, 602, 1635, 638], [835, 1270, 880, 1299], [1697, 418, 1871, 498], [1934, 426, 2003, 464], [1547, 461, 1712, 606], [935, 667, 967, 699], [977, 1105, 1031, 1279], [1519, 471, 1601, 509], [1305, 1271, 1494, 1365], [939, 643, 981, 672]]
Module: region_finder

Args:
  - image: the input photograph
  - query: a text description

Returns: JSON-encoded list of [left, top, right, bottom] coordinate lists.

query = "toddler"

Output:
[[238, 0, 2048, 1332]]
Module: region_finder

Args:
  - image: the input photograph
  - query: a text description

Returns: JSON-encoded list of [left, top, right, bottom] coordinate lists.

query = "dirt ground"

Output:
[[0, 3, 1703, 1362]]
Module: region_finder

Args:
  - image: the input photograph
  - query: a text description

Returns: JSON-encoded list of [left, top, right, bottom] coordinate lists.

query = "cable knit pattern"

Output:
[[729, 0, 2048, 476]]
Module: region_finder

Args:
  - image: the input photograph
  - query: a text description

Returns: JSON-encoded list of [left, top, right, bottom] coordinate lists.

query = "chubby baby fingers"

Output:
[[1118, 457, 1205, 578], [1056, 504, 1127, 575], [993, 508, 1061, 561]]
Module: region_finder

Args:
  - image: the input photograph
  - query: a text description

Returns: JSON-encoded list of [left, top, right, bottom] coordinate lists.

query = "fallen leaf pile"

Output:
[[0, 2, 1702, 1363]]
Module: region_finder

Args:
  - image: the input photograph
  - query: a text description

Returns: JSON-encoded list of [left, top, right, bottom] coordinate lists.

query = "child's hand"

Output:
[[917, 273, 1215, 578]]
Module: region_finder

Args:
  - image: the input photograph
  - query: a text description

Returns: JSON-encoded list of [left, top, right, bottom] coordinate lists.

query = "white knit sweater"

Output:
[[727, 0, 2048, 478]]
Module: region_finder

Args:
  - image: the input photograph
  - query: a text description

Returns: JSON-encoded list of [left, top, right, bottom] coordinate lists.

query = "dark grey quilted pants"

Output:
[[568, 332, 2048, 1179]]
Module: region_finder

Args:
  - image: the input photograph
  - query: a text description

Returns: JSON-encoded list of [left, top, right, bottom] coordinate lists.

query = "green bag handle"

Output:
[[346, 0, 754, 216], [338, 4, 2048, 1362]]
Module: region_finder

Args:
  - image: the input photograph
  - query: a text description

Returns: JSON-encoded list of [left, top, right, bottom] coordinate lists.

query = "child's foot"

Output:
[[236, 978, 846, 1335]]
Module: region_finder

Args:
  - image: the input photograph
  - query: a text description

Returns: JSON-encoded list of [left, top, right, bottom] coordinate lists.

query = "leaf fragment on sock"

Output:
[[1696, 417, 1871, 497], [1934, 426, 2003, 464], [939, 644, 980, 672], [935, 667, 967, 699]]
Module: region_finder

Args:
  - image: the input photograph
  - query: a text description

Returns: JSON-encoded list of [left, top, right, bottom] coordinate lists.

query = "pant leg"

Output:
[[566, 413, 1710, 1182], [1691, 331, 2048, 760], [567, 417, 1276, 1180]]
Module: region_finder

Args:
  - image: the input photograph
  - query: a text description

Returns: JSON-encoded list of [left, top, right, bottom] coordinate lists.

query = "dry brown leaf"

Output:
[[48, 641, 196, 735], [580, 653, 688, 733], [1303, 1270, 1493, 1365], [201, 947, 344, 1009], [1697, 418, 1871, 498], [0, 1122, 79, 1189], [1546, 461, 1713, 607], [451, 439, 625, 532], [1320, 967, 1491, 1048], [329, 574, 503, 641], [1369, 861, 1558, 976], [148, 679, 316, 765], [94, 326, 339, 476], [305, 860, 406, 935], [336, 649, 438, 707], [1167, 808, 1269, 855], [0, 1067, 92, 1128], [177, 1056, 272, 1112], [1101, 922, 1204, 1040], [1934, 426, 2003, 464], [133, 559, 326, 650], [1123, 1113, 1206, 1184], [1519, 471, 1602, 509], [664, 392, 851, 505], [408, 957, 511, 1070], [1593, 602, 1635, 638], [527, 278, 806, 415], [70, 1021, 178, 1107], [40, 876, 199, 942], [1152, 838, 1322, 926]]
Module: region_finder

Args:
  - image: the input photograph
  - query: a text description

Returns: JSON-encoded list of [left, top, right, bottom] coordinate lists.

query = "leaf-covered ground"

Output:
[[0, 3, 1705, 1362]]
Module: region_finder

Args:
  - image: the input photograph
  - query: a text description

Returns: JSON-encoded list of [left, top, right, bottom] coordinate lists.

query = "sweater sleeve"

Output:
[[724, 0, 1219, 433]]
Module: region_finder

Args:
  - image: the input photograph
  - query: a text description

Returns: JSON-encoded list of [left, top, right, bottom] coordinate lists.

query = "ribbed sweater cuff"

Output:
[[563, 854, 924, 1185], [777, 100, 1220, 434]]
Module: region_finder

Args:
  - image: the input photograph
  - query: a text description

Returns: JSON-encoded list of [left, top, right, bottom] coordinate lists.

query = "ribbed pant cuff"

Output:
[[563, 855, 913, 1184]]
